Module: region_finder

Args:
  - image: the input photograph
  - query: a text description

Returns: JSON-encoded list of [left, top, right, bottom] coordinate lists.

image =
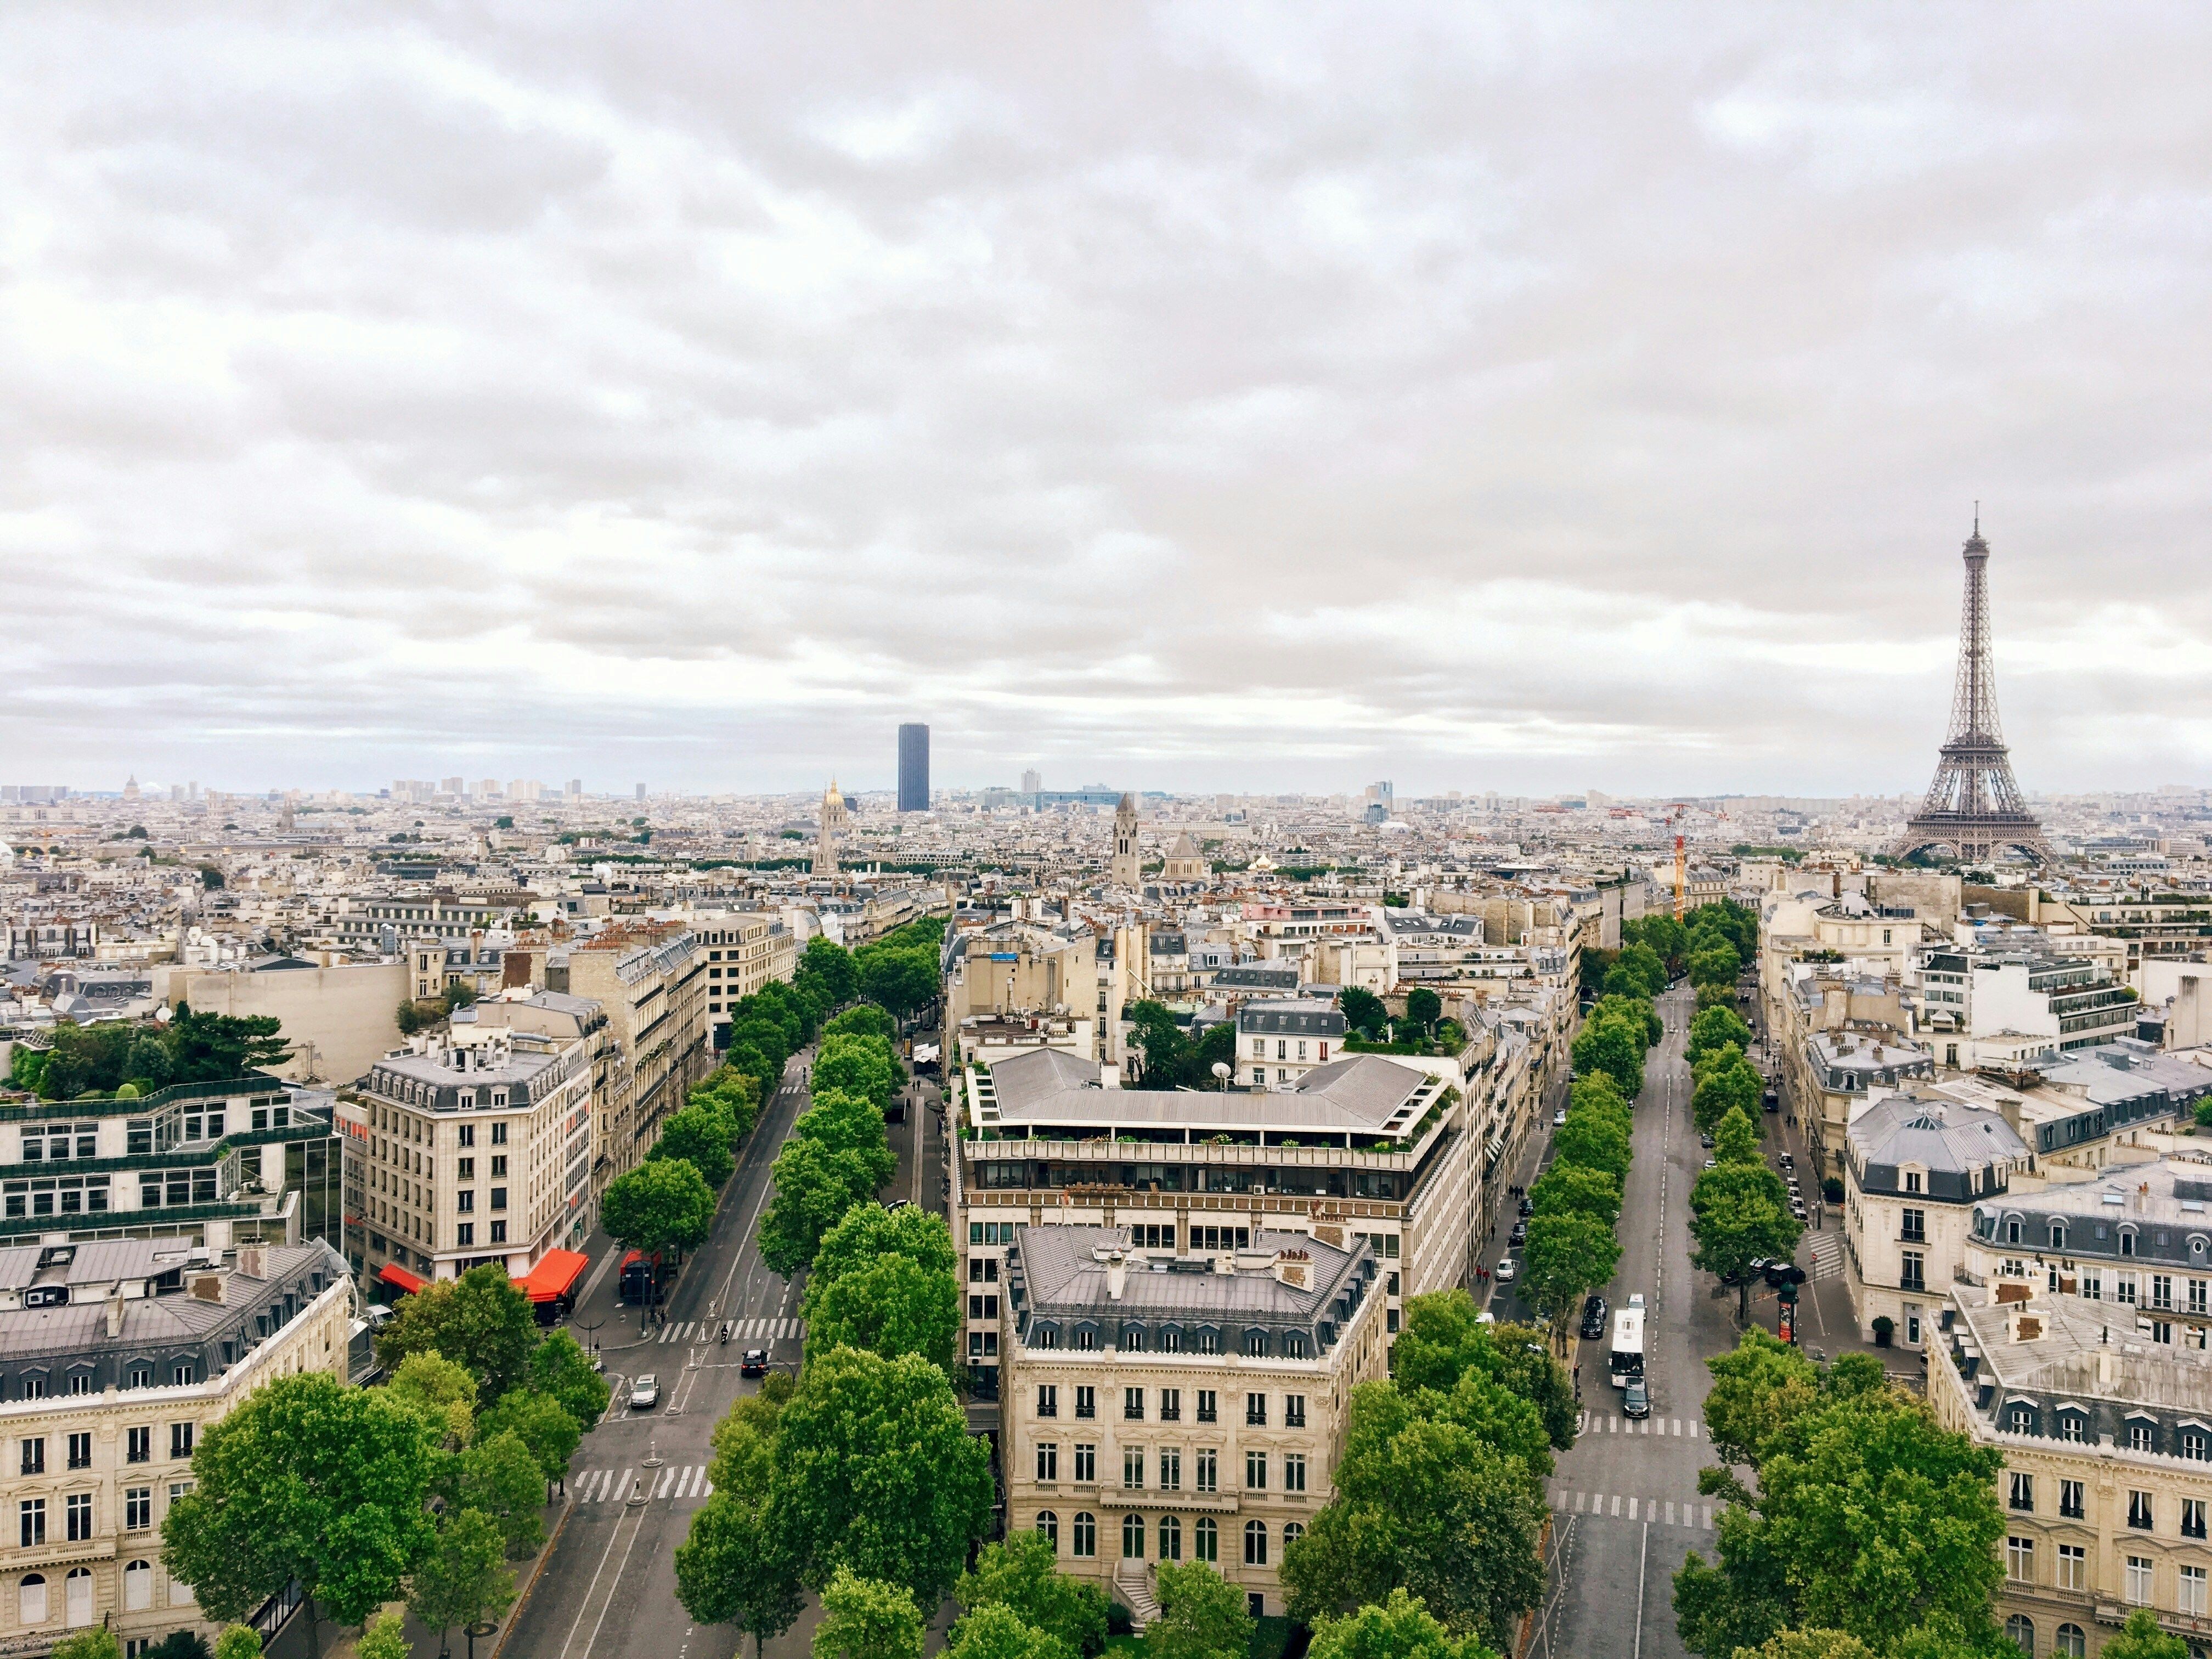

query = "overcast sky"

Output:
[[5, 6, 2209, 802]]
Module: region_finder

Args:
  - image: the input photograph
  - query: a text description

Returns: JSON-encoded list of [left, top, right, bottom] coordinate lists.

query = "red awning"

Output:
[[379, 1262, 427, 1295], [514, 1249, 589, 1304]]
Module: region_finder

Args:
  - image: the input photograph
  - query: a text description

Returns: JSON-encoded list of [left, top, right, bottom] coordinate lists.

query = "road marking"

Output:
[[655, 1466, 677, 1499], [554, 1481, 651, 1659], [1611, 1494, 1621, 1516]]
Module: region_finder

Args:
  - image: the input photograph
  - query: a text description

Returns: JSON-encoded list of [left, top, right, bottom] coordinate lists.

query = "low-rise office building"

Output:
[[998, 1223, 1388, 1622], [956, 1049, 1474, 1398], [0, 1237, 352, 1655], [1237, 1000, 1347, 1091], [1936, 1283, 2212, 1658]]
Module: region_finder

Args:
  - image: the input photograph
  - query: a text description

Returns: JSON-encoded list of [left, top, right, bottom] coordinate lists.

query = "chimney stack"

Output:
[[104, 1291, 124, 1339], [1105, 1252, 1126, 1302]]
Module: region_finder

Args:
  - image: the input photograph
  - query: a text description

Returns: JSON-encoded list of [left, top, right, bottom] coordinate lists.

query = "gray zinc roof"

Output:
[[1015, 1224, 1372, 1324]]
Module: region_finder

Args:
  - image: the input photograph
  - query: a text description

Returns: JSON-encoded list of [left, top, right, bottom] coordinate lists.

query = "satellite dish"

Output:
[[1210, 1062, 1231, 1081]]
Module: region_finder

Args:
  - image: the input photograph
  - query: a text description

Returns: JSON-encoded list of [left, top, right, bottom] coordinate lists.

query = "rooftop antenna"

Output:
[[1973, 500, 1980, 536]]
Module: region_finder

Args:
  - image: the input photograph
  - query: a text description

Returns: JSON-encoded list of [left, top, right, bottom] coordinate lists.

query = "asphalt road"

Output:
[[501, 1047, 943, 1659], [1519, 984, 1742, 1659]]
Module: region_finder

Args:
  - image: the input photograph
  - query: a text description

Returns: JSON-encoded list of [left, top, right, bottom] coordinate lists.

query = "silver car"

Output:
[[629, 1374, 661, 1409]]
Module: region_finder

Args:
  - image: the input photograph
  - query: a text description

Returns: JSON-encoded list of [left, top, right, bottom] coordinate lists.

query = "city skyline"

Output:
[[5, 10, 2210, 797]]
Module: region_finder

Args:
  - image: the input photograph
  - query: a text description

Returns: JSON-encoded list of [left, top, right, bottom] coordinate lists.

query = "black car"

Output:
[[1517, 1197, 1535, 1219], [740, 1348, 770, 1377], [1579, 1294, 1609, 1340]]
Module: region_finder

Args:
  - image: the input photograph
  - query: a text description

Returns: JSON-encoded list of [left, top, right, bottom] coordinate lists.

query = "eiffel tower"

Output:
[[1893, 516, 2056, 866]]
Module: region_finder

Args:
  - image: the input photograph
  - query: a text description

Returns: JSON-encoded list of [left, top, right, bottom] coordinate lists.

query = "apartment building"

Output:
[[1962, 1158, 2212, 1352], [1237, 1001, 1348, 1092], [0, 1078, 344, 1258], [0, 1237, 352, 1656], [1912, 943, 2141, 1069], [462, 991, 633, 1231], [350, 1021, 592, 1289], [326, 892, 535, 949], [550, 925, 710, 1185], [955, 1049, 1475, 1398], [1935, 1284, 2212, 1658], [1844, 1092, 2032, 1350], [690, 911, 796, 1031], [997, 1224, 1389, 1621]]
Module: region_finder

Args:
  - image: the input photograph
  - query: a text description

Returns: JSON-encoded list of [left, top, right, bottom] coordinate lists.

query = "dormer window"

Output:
[[1905, 1171, 1924, 1195]]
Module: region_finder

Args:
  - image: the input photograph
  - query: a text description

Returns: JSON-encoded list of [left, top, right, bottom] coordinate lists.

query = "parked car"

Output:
[[740, 1348, 770, 1378], [1517, 1197, 1535, 1218], [1494, 1258, 1517, 1284], [1508, 1222, 1528, 1247], [1705, 1157, 1718, 1169], [1579, 1294, 1609, 1340], [630, 1374, 661, 1410], [1623, 1380, 1651, 1419], [1700, 1133, 1716, 1149], [1553, 1108, 1568, 1127], [1779, 1152, 1795, 1169]]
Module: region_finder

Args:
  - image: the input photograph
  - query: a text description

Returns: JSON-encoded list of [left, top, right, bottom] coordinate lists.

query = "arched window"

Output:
[[1071, 1513, 1097, 1558], [2051, 1224, 2067, 1250], [64, 1567, 92, 1628], [1122, 1514, 1146, 1559], [124, 1561, 154, 1613], [1194, 1516, 1218, 1562], [2006, 1220, 2022, 1246], [2005, 1614, 2033, 1654], [2055, 1623, 2086, 1658], [1158, 1515, 1182, 1561], [1244, 1520, 1268, 1566], [1035, 1511, 1058, 1549], [1242, 1330, 1269, 1358], [1283, 1522, 1305, 1551], [19, 1575, 46, 1626]]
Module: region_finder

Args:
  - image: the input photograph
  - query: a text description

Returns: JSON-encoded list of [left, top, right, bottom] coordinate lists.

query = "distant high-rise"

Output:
[[898, 724, 930, 812], [1021, 768, 1041, 796], [567, 778, 583, 800], [636, 783, 647, 802]]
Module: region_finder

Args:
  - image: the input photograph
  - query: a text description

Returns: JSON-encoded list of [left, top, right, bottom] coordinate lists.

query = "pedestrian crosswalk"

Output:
[[1808, 1232, 1846, 1282], [1550, 1487, 1714, 1529], [654, 1316, 802, 1344], [1576, 1412, 1703, 1438], [573, 1464, 715, 1504]]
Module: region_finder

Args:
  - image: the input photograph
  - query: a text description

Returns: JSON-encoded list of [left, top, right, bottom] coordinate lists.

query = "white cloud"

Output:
[[1, 4, 2209, 797]]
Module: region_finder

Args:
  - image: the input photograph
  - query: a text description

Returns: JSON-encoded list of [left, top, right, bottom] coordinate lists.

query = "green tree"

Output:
[[407, 1508, 516, 1658], [759, 1143, 877, 1276], [527, 1330, 613, 1431], [213, 1627, 265, 1659], [1730, 1633, 1874, 1659], [2100, 1608, 2192, 1659], [52, 1631, 124, 1659], [824, 1003, 898, 1043], [1571, 1016, 1645, 1100], [1673, 1339, 2005, 1656], [1283, 1383, 1545, 1651], [1550, 1110, 1631, 1183], [814, 1568, 926, 1659], [809, 1202, 960, 1289], [373, 1262, 541, 1400], [793, 1090, 897, 1184], [1152, 1561, 1255, 1659], [676, 1493, 806, 1658], [1404, 988, 1442, 1032], [1307, 1588, 1499, 1659], [1606, 941, 1669, 1000], [768, 1347, 995, 1607], [1339, 986, 1389, 1039], [944, 1604, 1076, 1659], [805, 1251, 960, 1376], [480, 1387, 585, 1499], [955, 1530, 1110, 1658], [458, 1429, 548, 1558], [383, 1349, 478, 1446], [165, 1005, 291, 1081], [602, 1156, 718, 1257], [1688, 1006, 1754, 1064], [652, 1103, 738, 1188], [816, 1034, 904, 1114], [856, 947, 938, 1019], [1692, 1045, 1763, 1134], [1689, 1160, 1802, 1321], [1689, 941, 1742, 990], [1526, 1160, 1622, 1228], [356, 1612, 409, 1659], [1388, 1297, 1575, 1450], [1714, 1106, 1760, 1168], [161, 1372, 439, 1656], [1518, 1210, 1622, 1347], [799, 936, 860, 1006], [1126, 1000, 1190, 1088]]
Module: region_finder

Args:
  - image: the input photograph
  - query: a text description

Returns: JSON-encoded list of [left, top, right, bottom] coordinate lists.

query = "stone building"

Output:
[[997, 1223, 1388, 1622]]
